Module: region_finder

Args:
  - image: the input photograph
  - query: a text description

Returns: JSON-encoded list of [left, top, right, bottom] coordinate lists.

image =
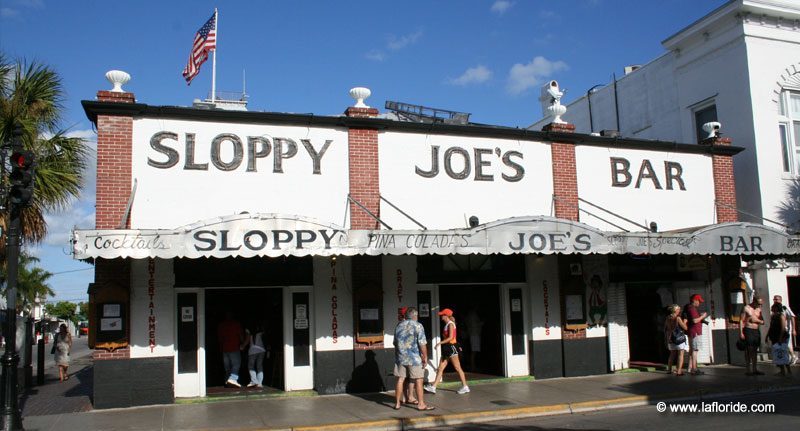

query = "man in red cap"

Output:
[[684, 294, 708, 375]]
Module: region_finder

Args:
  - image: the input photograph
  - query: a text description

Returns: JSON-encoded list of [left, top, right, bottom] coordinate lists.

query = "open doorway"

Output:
[[788, 277, 800, 351], [625, 283, 671, 365], [438, 284, 503, 376], [205, 288, 283, 394]]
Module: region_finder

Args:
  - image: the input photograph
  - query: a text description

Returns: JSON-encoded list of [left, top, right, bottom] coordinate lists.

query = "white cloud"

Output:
[[366, 30, 423, 61], [1, 8, 19, 17], [387, 30, 423, 51], [42, 129, 97, 247], [506, 56, 568, 95], [365, 50, 386, 62], [491, 1, 514, 15], [448, 65, 492, 86]]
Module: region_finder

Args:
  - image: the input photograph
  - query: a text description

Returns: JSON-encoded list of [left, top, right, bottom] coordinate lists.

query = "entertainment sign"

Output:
[[73, 214, 800, 259]]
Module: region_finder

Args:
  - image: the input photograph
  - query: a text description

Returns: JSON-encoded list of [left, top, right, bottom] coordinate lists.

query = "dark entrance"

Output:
[[788, 276, 800, 350], [625, 283, 671, 365], [205, 288, 283, 392], [438, 284, 503, 376]]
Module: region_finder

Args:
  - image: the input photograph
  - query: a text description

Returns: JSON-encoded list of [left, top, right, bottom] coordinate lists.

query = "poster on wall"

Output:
[[360, 308, 379, 320], [511, 298, 522, 312], [103, 304, 121, 317], [582, 255, 609, 326], [419, 303, 430, 317], [296, 304, 307, 320], [100, 318, 122, 331], [565, 295, 585, 321], [181, 306, 194, 322]]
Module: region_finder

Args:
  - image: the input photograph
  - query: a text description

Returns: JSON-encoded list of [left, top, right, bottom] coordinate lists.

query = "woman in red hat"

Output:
[[424, 308, 470, 395]]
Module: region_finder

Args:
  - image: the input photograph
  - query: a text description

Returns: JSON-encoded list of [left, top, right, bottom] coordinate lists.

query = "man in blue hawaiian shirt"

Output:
[[393, 307, 434, 411]]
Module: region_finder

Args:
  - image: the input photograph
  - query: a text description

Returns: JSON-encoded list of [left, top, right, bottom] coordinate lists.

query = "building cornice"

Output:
[[82, 100, 744, 157]]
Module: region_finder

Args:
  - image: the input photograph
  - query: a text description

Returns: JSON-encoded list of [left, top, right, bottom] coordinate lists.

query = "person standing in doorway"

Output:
[[246, 322, 266, 388], [54, 323, 72, 382], [426, 308, 470, 395], [772, 295, 797, 364], [392, 307, 433, 411], [740, 294, 765, 375], [664, 305, 688, 376], [683, 294, 708, 375], [217, 311, 244, 388]]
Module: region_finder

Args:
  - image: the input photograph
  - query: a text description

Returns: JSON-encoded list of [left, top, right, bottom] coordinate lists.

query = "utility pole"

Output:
[[1, 124, 33, 430]]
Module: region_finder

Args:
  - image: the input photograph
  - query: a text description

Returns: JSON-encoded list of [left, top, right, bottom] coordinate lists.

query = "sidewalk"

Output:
[[24, 364, 800, 431], [20, 337, 94, 417]]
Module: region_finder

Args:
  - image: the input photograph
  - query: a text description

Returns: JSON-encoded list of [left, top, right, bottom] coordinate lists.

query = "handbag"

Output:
[[670, 326, 686, 345]]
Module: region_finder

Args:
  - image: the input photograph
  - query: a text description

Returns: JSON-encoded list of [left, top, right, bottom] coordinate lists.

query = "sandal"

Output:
[[392, 405, 401, 410], [405, 401, 419, 406], [418, 406, 435, 411]]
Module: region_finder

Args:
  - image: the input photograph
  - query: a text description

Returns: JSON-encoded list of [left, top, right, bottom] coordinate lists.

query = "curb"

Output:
[[291, 384, 800, 431]]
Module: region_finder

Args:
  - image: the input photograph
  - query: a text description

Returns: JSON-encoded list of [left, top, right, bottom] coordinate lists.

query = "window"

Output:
[[779, 90, 800, 175], [694, 104, 718, 144]]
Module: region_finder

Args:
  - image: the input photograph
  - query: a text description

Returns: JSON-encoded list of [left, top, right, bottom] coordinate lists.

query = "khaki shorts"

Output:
[[394, 364, 424, 379]]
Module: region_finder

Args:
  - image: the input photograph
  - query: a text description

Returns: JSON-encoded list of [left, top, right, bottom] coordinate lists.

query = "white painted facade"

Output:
[[378, 132, 553, 229], [530, 0, 800, 306], [131, 119, 350, 229]]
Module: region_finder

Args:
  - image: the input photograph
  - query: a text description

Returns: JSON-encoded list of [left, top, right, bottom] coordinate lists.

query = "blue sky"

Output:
[[0, 0, 727, 304]]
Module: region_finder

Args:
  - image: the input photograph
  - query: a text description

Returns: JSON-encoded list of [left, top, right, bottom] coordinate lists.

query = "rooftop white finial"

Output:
[[105, 70, 131, 93], [539, 80, 567, 124], [349, 87, 371, 108]]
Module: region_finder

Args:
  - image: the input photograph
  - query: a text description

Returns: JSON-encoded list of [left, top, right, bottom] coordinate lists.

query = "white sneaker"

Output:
[[246, 382, 257, 388], [424, 384, 436, 394], [457, 386, 470, 394], [227, 379, 241, 388]]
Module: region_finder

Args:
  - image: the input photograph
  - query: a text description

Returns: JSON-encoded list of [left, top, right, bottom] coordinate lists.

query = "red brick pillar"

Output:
[[92, 89, 135, 359], [543, 123, 579, 221], [346, 106, 381, 229], [345, 105, 384, 349], [710, 137, 738, 223], [95, 90, 135, 229]]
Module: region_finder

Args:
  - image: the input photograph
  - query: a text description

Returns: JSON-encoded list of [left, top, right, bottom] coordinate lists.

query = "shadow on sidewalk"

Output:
[[19, 362, 94, 416]]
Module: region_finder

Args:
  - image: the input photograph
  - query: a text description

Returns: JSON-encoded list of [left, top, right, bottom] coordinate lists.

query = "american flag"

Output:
[[182, 11, 217, 85]]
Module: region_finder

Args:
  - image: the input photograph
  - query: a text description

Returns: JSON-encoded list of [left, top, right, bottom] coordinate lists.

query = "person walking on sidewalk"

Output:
[[393, 307, 434, 411], [54, 323, 72, 382], [425, 308, 470, 395], [740, 294, 765, 376], [766, 303, 792, 376], [664, 304, 688, 376], [218, 311, 245, 388], [683, 294, 708, 375], [772, 295, 797, 364], [246, 322, 267, 388]]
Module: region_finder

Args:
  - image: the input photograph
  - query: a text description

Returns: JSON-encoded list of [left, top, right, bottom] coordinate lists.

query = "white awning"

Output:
[[72, 214, 800, 260]]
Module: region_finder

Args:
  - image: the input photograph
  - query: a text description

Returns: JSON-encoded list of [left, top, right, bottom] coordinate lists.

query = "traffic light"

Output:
[[8, 127, 35, 207]]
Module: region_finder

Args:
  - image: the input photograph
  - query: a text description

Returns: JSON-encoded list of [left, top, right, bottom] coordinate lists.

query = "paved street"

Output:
[[430, 390, 800, 430]]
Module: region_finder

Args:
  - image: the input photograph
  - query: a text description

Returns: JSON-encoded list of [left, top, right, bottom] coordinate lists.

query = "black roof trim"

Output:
[[82, 100, 744, 157]]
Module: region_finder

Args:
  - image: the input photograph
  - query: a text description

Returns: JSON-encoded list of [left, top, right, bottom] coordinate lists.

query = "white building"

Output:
[[530, 0, 800, 321]]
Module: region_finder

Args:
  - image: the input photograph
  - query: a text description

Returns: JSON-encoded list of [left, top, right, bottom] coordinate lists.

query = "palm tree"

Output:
[[0, 253, 54, 314], [0, 52, 89, 253], [777, 178, 800, 233]]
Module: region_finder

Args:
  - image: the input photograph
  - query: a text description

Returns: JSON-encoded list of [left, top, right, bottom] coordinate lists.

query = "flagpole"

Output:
[[211, 8, 218, 103]]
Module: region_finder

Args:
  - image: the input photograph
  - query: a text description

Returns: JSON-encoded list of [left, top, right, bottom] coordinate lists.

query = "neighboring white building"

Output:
[[531, 0, 800, 314]]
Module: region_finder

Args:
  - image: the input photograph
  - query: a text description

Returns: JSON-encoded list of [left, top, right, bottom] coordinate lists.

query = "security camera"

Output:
[[702, 121, 721, 140]]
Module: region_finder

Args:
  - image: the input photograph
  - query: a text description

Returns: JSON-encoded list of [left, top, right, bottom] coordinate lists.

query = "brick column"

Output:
[[346, 107, 381, 229], [543, 123, 579, 221], [96, 90, 135, 229], [92, 90, 135, 359], [345, 106, 384, 349], [709, 137, 738, 223]]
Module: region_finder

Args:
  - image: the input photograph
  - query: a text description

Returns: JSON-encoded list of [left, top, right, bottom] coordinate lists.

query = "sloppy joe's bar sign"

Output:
[[130, 119, 349, 230], [73, 214, 800, 259]]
